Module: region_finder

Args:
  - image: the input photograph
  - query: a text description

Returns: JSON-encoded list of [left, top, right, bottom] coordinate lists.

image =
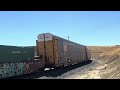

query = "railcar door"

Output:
[[37, 34, 46, 61], [53, 38, 59, 67], [37, 33, 54, 67]]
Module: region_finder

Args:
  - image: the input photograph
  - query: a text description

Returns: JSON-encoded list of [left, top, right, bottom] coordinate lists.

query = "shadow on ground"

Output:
[[7, 60, 92, 79]]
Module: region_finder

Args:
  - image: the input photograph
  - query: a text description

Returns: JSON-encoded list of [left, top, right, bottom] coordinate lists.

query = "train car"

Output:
[[37, 33, 91, 68], [0, 60, 45, 79], [0, 45, 45, 79], [0, 33, 91, 79], [0, 45, 35, 63]]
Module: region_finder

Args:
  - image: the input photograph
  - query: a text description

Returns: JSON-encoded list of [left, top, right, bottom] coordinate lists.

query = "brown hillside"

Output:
[[87, 46, 118, 60], [87, 46, 120, 79]]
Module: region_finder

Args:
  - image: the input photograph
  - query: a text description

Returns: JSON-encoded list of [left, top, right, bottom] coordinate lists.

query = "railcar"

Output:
[[0, 33, 91, 79], [37, 33, 91, 68]]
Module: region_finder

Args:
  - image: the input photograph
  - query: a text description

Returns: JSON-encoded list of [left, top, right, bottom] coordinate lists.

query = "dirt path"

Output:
[[64, 59, 108, 79]]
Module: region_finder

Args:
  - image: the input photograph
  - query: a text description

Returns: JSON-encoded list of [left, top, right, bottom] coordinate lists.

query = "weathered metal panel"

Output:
[[58, 39, 66, 65], [45, 40, 54, 66], [21, 46, 35, 61], [37, 33, 90, 68], [37, 34, 55, 67], [37, 40, 46, 62], [53, 34, 89, 67], [0, 45, 35, 63], [0, 45, 21, 63], [38, 33, 53, 42], [53, 37, 59, 67], [24, 60, 45, 74]]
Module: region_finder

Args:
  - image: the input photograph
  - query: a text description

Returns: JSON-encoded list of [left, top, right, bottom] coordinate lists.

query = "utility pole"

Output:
[[68, 36, 70, 40]]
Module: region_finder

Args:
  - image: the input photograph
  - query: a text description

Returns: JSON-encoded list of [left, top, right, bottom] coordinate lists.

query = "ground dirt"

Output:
[[84, 46, 120, 79]]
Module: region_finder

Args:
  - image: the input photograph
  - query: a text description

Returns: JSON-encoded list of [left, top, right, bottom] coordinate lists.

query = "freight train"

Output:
[[0, 33, 91, 79]]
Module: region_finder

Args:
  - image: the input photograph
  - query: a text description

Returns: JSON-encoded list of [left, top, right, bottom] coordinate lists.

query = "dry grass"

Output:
[[87, 46, 120, 79], [87, 46, 118, 60]]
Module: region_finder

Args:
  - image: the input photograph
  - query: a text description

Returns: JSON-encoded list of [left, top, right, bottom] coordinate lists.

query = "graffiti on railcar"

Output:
[[24, 62, 36, 74], [0, 60, 45, 79], [24, 60, 45, 74], [0, 62, 24, 79], [14, 63, 24, 76]]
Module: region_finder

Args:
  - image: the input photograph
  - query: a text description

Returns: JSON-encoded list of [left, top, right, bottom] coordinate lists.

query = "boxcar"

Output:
[[37, 33, 91, 68]]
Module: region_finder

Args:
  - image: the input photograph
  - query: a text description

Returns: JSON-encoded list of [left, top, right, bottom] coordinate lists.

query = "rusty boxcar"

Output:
[[37, 33, 91, 68]]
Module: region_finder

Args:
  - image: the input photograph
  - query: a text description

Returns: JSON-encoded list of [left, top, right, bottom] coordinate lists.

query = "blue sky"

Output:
[[0, 11, 120, 46]]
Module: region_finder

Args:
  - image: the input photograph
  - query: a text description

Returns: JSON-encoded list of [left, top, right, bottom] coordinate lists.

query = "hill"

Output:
[[87, 46, 120, 79]]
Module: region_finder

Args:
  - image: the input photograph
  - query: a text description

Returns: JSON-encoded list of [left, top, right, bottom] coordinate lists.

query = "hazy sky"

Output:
[[0, 11, 120, 46]]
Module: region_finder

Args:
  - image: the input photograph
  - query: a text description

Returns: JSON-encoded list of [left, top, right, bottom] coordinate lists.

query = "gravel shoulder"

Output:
[[8, 60, 96, 79], [8, 58, 119, 79]]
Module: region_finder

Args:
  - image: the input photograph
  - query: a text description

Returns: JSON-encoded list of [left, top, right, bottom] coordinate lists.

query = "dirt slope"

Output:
[[87, 46, 118, 60], [87, 46, 120, 79]]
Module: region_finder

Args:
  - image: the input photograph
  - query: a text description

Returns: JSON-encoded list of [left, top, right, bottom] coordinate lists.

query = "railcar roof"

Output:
[[39, 33, 85, 46]]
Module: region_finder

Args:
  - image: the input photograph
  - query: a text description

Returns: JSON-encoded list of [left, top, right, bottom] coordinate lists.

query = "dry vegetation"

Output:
[[86, 46, 120, 79], [87, 46, 118, 60]]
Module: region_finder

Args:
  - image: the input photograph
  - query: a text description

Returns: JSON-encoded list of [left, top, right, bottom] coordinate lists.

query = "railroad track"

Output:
[[6, 60, 92, 79]]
